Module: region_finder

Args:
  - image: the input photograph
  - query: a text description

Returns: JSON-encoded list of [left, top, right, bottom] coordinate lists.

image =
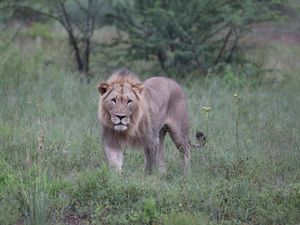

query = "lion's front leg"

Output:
[[104, 146, 124, 172], [103, 135, 124, 172]]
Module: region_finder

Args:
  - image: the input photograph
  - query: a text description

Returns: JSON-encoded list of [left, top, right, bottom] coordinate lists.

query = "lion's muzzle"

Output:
[[111, 114, 130, 131]]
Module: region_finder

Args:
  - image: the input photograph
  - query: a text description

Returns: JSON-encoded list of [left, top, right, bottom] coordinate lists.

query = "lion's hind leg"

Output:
[[167, 123, 190, 172], [143, 128, 168, 175], [158, 128, 167, 174]]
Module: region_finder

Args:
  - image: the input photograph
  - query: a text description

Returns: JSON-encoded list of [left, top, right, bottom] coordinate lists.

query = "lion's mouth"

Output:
[[114, 123, 128, 131]]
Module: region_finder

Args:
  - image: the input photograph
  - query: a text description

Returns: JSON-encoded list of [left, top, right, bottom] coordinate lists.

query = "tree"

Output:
[[113, 0, 283, 75], [9, 0, 112, 80]]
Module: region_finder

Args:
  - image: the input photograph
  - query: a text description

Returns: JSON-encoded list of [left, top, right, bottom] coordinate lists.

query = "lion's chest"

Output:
[[115, 131, 144, 149]]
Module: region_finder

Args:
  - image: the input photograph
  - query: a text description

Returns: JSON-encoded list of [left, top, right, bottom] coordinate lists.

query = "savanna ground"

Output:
[[1, 15, 300, 225]]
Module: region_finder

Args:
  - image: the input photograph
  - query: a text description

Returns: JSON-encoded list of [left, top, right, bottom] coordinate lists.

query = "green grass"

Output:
[[0, 39, 300, 225]]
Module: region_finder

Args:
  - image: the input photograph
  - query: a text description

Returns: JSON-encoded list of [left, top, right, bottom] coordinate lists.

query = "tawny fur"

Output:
[[98, 69, 191, 174]]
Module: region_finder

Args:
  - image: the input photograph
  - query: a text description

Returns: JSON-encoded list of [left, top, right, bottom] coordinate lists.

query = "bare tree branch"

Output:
[[226, 29, 242, 63], [58, 0, 84, 72], [214, 28, 233, 65], [12, 4, 61, 22]]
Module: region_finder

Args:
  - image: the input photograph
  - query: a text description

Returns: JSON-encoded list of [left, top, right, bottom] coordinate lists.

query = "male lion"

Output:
[[97, 69, 203, 174]]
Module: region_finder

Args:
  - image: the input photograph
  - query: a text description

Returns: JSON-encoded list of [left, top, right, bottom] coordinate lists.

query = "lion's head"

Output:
[[98, 70, 144, 133]]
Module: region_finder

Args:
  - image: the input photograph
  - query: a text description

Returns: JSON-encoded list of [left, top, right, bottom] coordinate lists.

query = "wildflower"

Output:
[[203, 106, 212, 112], [234, 93, 241, 99]]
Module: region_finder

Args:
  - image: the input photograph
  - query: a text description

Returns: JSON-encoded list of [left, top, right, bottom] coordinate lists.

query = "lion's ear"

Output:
[[133, 83, 144, 94], [98, 83, 110, 95]]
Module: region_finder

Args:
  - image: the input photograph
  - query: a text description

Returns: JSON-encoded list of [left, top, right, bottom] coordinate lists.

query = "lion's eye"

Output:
[[127, 99, 133, 104], [111, 98, 116, 103]]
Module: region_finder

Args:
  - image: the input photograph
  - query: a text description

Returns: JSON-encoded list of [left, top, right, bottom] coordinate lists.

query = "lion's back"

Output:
[[143, 77, 185, 103], [142, 77, 188, 128]]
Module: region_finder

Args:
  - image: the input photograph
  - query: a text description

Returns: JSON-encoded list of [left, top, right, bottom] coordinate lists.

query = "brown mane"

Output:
[[98, 69, 146, 146], [107, 69, 142, 88]]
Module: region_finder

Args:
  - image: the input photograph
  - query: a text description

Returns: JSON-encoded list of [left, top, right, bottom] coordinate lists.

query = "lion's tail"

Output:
[[190, 131, 206, 148]]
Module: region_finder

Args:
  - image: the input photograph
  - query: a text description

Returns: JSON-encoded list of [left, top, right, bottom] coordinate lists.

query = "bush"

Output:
[[113, 0, 283, 75]]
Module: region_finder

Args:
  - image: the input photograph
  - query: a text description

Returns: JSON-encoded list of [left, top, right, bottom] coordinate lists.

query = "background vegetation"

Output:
[[0, 0, 300, 224]]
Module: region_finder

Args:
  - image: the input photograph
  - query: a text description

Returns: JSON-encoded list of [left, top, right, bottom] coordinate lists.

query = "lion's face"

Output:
[[98, 82, 143, 132]]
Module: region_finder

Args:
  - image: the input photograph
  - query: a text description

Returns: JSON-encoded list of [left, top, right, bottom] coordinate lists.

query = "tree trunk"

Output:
[[157, 50, 166, 70], [214, 28, 232, 65], [83, 38, 91, 83]]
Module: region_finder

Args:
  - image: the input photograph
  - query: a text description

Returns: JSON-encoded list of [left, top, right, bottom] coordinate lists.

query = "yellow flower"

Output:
[[203, 106, 212, 112]]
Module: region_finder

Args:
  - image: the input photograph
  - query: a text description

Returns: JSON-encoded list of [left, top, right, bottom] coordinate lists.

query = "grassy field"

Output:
[[1, 27, 300, 224]]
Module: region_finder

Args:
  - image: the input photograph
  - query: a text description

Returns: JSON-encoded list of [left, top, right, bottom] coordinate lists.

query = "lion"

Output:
[[97, 69, 204, 174]]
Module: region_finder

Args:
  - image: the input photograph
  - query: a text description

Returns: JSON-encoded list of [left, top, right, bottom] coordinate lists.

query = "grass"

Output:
[[1, 35, 300, 225]]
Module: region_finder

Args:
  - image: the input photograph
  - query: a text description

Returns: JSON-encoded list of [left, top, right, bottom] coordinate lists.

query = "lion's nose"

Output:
[[116, 114, 126, 120]]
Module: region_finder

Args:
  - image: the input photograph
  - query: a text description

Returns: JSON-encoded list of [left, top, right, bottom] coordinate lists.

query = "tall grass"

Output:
[[0, 40, 300, 224]]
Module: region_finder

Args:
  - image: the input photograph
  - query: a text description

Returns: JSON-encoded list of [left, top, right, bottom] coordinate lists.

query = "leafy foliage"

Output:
[[113, 0, 283, 74]]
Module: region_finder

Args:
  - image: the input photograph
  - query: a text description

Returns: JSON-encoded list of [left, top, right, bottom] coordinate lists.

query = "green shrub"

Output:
[[113, 0, 283, 75]]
